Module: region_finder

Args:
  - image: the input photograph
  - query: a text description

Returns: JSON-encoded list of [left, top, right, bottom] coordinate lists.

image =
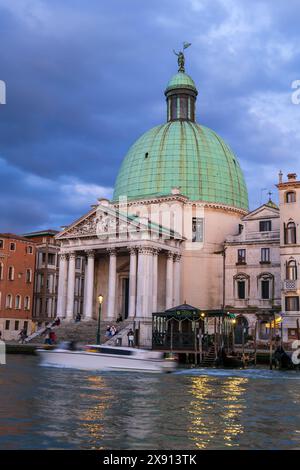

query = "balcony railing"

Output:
[[246, 230, 280, 241], [283, 279, 299, 291]]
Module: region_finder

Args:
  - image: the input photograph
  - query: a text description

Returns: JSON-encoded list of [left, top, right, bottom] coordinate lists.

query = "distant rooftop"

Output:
[[23, 229, 59, 238]]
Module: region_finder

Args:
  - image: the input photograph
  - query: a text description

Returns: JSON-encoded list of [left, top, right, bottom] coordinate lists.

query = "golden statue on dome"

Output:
[[173, 42, 192, 72]]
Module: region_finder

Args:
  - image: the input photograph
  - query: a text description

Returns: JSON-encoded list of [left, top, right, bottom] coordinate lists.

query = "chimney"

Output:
[[287, 173, 297, 182]]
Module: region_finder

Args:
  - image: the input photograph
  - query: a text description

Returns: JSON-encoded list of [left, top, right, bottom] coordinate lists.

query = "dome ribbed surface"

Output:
[[165, 72, 197, 93], [113, 121, 249, 210]]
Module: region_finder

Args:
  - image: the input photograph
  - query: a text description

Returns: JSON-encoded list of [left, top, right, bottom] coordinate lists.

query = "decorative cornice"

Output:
[[107, 248, 117, 256], [137, 246, 154, 255]]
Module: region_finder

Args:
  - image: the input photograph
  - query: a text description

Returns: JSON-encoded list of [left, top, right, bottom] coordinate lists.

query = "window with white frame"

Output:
[[286, 191, 296, 203], [6, 294, 12, 308], [285, 296, 300, 311], [15, 295, 21, 309], [8, 266, 14, 281], [285, 221, 296, 244], [26, 269, 32, 283], [24, 296, 30, 310], [0, 262, 3, 280], [0, 239, 4, 249], [10, 242, 16, 251], [286, 259, 297, 281], [261, 248, 270, 263], [192, 217, 204, 242]]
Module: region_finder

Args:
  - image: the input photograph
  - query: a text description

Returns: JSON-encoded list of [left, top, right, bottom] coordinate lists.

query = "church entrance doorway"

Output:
[[122, 278, 129, 319]]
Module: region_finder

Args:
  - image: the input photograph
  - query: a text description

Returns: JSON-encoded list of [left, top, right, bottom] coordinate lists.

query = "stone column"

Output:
[[66, 252, 76, 319], [166, 251, 174, 309], [57, 253, 68, 318], [128, 247, 137, 318], [136, 247, 153, 318], [85, 250, 95, 320], [83, 257, 88, 314], [152, 249, 159, 313], [173, 254, 181, 306], [107, 248, 117, 319]]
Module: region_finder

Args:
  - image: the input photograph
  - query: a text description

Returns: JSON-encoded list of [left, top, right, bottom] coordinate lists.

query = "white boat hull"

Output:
[[37, 349, 176, 373]]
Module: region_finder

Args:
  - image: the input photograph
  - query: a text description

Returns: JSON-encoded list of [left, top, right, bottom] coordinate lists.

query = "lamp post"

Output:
[[96, 294, 103, 345]]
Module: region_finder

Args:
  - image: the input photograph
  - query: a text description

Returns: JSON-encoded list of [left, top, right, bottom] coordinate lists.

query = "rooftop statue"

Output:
[[173, 42, 192, 73]]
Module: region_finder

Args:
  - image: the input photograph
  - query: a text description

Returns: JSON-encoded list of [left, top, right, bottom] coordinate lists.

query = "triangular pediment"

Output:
[[242, 204, 279, 221], [56, 202, 184, 241]]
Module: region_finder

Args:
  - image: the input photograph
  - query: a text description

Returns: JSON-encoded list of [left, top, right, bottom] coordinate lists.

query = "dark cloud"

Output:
[[0, 0, 300, 232]]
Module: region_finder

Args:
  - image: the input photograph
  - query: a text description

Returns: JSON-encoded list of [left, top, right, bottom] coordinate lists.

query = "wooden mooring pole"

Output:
[[254, 321, 257, 366], [269, 317, 273, 370]]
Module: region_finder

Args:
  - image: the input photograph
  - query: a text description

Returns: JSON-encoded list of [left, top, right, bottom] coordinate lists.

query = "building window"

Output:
[[285, 222, 296, 244], [285, 296, 300, 311], [286, 191, 296, 203], [237, 280, 246, 299], [261, 280, 270, 299], [192, 217, 204, 242], [0, 239, 4, 249], [48, 253, 56, 265], [0, 262, 3, 280], [24, 296, 30, 310], [261, 248, 270, 263], [8, 266, 14, 281], [259, 220, 272, 232], [26, 269, 32, 283], [286, 260, 297, 281], [5, 320, 10, 330], [75, 257, 81, 270], [15, 295, 21, 309], [23, 321, 28, 332], [27, 245, 33, 254], [237, 249, 246, 264], [6, 294, 12, 309], [14, 320, 19, 331], [10, 242, 16, 251]]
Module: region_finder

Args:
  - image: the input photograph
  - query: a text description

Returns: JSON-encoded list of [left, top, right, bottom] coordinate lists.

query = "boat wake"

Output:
[[174, 367, 300, 380]]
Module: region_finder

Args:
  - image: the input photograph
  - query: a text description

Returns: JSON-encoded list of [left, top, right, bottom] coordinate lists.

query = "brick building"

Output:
[[0, 233, 35, 340], [23, 230, 59, 326]]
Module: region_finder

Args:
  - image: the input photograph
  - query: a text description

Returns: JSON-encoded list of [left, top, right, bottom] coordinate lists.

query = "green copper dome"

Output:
[[165, 72, 197, 93], [113, 62, 248, 211]]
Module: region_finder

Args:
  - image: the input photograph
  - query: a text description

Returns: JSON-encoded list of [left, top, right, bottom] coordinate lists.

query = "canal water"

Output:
[[0, 355, 300, 450]]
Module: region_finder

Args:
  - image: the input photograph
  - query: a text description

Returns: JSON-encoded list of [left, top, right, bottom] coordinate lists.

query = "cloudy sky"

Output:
[[0, 0, 299, 233]]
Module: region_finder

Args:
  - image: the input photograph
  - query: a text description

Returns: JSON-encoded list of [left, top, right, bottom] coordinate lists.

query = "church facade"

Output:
[[55, 56, 300, 347]]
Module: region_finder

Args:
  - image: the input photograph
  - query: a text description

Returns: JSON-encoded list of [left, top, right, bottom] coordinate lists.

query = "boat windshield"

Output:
[[85, 346, 135, 356]]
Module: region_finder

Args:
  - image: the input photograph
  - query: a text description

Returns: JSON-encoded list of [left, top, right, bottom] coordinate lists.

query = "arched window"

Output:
[[287, 260, 297, 280], [285, 222, 296, 244], [8, 266, 14, 281], [24, 296, 30, 310], [26, 269, 32, 283], [6, 294, 12, 309], [15, 295, 21, 309], [286, 191, 296, 203]]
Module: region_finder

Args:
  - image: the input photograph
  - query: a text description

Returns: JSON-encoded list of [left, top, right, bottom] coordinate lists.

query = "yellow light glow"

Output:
[[98, 294, 104, 304]]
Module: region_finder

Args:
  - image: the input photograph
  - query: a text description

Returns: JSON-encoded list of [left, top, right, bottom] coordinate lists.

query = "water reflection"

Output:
[[1, 356, 300, 449], [188, 377, 248, 448]]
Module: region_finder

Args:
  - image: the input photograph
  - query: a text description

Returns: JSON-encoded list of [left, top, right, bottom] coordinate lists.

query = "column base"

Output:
[[134, 318, 153, 349]]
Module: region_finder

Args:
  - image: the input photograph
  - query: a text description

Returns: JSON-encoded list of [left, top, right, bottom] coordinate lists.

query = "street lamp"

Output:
[[96, 294, 103, 345]]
